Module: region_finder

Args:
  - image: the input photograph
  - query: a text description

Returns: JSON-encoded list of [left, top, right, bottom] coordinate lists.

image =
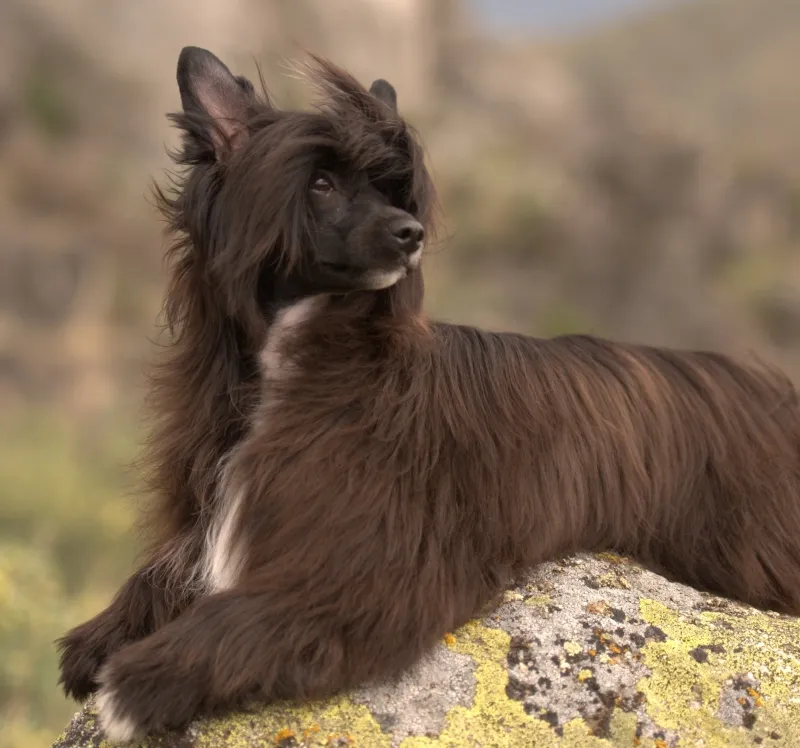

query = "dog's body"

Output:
[[58, 47, 800, 742]]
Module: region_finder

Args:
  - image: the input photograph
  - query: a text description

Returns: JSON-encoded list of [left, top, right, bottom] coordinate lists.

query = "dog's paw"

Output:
[[95, 676, 142, 744], [93, 643, 204, 743], [57, 622, 120, 702]]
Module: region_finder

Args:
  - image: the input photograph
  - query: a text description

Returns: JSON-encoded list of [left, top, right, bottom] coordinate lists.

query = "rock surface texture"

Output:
[[53, 553, 800, 747]]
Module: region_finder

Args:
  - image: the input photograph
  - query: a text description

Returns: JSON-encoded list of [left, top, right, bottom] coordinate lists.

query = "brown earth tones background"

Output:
[[2, 1, 799, 745]]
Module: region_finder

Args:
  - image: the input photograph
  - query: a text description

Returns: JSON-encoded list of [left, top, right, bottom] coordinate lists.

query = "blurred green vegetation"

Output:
[[0, 408, 139, 747], [23, 73, 74, 141]]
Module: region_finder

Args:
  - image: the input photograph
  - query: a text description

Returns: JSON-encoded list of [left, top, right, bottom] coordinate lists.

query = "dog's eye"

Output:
[[311, 174, 334, 194]]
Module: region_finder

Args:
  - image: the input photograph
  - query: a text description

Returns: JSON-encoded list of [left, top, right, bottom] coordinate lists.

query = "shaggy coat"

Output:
[[58, 47, 800, 742]]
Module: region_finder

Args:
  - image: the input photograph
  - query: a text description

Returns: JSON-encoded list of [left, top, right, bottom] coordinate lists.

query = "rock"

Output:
[[53, 553, 800, 747]]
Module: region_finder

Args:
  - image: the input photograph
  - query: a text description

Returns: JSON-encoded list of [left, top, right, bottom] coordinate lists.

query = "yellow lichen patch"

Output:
[[400, 620, 568, 747], [595, 552, 629, 566], [443, 632, 456, 647], [606, 710, 639, 745], [400, 621, 629, 747], [597, 551, 629, 565], [524, 594, 552, 609], [559, 718, 613, 746], [594, 572, 631, 590], [189, 693, 391, 748], [564, 641, 583, 657], [577, 669, 593, 683], [637, 598, 800, 746]]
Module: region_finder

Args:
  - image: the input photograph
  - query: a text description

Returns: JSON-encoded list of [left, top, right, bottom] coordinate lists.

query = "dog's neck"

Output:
[[257, 270, 343, 328], [259, 272, 307, 316]]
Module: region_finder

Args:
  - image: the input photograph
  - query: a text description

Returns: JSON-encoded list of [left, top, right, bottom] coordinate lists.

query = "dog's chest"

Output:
[[199, 440, 259, 594], [260, 296, 326, 381], [200, 295, 326, 593]]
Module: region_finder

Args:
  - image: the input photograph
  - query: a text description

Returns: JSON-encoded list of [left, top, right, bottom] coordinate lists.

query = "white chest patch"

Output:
[[201, 457, 247, 593], [260, 295, 328, 380], [200, 295, 327, 593]]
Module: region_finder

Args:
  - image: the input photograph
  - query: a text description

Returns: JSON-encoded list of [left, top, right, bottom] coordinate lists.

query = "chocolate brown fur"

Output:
[[57, 47, 800, 742]]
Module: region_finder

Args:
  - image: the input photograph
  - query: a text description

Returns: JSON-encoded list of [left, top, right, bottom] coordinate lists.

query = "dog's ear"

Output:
[[177, 46, 256, 158], [369, 79, 398, 114]]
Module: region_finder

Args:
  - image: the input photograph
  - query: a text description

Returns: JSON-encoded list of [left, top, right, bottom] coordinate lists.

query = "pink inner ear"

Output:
[[196, 74, 249, 156]]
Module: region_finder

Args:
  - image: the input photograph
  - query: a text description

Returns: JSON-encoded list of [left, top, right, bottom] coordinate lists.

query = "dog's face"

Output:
[[307, 165, 424, 291], [171, 47, 433, 307]]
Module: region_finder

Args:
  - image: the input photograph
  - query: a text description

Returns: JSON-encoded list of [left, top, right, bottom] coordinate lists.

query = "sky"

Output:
[[468, 0, 678, 33]]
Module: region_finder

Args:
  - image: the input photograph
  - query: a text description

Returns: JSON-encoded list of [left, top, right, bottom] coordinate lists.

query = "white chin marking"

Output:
[[408, 246, 423, 269], [95, 681, 139, 743], [362, 268, 406, 290]]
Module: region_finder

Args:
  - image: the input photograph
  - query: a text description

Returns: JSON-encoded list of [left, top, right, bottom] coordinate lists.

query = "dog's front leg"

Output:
[[92, 583, 374, 743], [57, 539, 199, 702]]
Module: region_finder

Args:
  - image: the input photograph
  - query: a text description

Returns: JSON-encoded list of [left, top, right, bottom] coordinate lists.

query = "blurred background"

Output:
[[2, 0, 800, 745]]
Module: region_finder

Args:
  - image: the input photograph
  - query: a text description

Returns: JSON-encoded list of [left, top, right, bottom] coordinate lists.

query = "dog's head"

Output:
[[162, 46, 435, 321]]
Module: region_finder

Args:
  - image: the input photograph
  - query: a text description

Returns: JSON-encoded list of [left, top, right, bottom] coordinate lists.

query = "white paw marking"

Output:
[[95, 677, 140, 744]]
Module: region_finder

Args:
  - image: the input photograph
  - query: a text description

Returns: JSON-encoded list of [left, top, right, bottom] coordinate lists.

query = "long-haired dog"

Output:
[[57, 46, 800, 742]]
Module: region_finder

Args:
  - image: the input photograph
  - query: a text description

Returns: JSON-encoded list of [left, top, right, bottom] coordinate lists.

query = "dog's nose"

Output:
[[390, 217, 425, 254]]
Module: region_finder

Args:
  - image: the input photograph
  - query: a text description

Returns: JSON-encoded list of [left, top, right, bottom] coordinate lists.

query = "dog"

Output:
[[58, 46, 800, 742]]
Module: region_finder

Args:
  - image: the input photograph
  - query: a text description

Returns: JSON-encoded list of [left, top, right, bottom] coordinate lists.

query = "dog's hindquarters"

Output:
[[589, 341, 800, 613], [466, 331, 800, 615]]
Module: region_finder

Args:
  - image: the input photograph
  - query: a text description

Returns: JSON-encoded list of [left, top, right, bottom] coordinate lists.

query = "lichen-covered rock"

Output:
[[53, 553, 800, 747]]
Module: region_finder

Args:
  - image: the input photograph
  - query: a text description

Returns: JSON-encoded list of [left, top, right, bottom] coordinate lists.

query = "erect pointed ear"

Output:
[[369, 79, 398, 114], [177, 46, 256, 157]]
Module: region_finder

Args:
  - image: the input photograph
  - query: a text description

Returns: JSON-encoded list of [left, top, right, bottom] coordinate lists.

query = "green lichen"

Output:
[[638, 598, 800, 746]]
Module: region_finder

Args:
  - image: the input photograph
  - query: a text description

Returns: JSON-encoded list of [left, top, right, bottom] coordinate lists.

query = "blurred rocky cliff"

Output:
[[1, 0, 799, 417]]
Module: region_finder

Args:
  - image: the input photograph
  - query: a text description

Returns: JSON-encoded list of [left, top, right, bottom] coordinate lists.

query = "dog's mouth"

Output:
[[361, 267, 409, 290], [321, 254, 420, 279], [318, 260, 413, 292], [320, 262, 353, 275], [321, 254, 420, 275]]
